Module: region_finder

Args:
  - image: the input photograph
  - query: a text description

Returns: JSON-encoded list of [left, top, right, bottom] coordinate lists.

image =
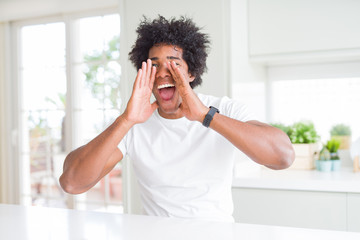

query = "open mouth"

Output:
[[157, 83, 176, 101]]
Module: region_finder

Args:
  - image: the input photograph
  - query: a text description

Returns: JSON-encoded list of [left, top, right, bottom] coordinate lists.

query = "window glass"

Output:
[[20, 22, 67, 208], [271, 78, 360, 141]]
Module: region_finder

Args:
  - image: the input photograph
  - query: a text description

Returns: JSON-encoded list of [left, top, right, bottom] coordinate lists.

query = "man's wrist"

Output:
[[202, 106, 219, 127], [117, 114, 135, 130]]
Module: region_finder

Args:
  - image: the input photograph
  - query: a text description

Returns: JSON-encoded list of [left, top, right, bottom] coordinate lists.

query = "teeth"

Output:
[[157, 83, 175, 89]]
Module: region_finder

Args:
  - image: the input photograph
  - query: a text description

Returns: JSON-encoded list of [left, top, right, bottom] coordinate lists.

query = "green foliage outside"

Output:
[[28, 115, 48, 138], [330, 124, 351, 136], [29, 93, 65, 138], [45, 93, 66, 110], [83, 35, 121, 110]]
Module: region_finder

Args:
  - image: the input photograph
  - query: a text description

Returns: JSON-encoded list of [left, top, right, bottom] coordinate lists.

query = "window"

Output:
[[17, 12, 122, 212], [271, 77, 360, 142]]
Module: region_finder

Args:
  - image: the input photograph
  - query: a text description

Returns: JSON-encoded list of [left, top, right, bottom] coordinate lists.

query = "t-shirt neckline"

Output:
[[155, 109, 188, 125]]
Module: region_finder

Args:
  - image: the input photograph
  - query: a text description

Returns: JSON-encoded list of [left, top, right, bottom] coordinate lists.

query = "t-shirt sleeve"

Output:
[[118, 132, 128, 157], [219, 96, 258, 122]]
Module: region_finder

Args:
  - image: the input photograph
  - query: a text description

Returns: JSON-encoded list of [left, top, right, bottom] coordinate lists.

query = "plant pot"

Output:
[[315, 160, 332, 172], [331, 159, 341, 171], [290, 143, 320, 170], [331, 136, 351, 150]]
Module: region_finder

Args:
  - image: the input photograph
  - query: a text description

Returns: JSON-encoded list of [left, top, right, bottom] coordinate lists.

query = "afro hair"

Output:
[[129, 15, 210, 88]]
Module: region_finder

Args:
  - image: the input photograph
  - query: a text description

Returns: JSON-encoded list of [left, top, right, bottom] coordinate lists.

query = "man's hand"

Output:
[[124, 59, 159, 125], [167, 61, 208, 122]]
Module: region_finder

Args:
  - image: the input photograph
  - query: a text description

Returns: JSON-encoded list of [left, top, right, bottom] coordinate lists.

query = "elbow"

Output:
[[267, 145, 295, 170], [277, 155, 294, 170], [276, 146, 296, 170], [59, 174, 75, 194], [59, 174, 85, 195]]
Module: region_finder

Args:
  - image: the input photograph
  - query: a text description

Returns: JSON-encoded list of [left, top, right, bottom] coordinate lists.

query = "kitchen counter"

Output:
[[1, 204, 360, 240], [232, 166, 360, 193]]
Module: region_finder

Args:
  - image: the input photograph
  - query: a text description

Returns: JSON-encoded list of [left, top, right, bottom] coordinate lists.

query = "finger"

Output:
[[168, 61, 187, 87], [149, 65, 157, 89], [139, 61, 147, 87], [134, 68, 143, 90], [178, 102, 184, 111], [145, 59, 152, 85], [166, 61, 179, 82], [166, 61, 175, 76]]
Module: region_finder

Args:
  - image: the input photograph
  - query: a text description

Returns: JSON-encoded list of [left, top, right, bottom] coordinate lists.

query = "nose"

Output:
[[155, 62, 171, 79]]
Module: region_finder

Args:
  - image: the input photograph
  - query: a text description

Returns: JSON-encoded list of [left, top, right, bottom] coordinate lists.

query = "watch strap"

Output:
[[202, 106, 219, 128]]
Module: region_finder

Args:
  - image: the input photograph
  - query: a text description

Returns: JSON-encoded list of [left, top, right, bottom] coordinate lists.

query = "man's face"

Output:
[[149, 44, 194, 119]]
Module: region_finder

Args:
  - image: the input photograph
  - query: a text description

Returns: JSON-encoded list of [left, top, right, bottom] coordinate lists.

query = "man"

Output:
[[60, 16, 294, 222]]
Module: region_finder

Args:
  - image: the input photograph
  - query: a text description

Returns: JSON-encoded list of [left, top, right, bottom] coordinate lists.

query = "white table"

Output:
[[1, 204, 360, 240]]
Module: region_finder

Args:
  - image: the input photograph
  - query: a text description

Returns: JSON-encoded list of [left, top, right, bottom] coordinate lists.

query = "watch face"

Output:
[[209, 106, 219, 113]]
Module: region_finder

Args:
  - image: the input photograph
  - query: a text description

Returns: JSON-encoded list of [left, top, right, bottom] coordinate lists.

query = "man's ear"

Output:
[[188, 73, 195, 82]]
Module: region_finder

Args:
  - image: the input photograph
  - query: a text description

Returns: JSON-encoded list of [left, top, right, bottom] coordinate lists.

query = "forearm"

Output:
[[60, 115, 133, 193], [209, 114, 295, 169]]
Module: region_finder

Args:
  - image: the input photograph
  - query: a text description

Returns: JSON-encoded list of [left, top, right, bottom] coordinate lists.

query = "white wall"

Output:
[[0, 23, 6, 203], [249, 0, 360, 55], [0, 21, 15, 204], [248, 0, 360, 65], [229, 0, 267, 121], [230, 0, 266, 84], [120, 0, 230, 99]]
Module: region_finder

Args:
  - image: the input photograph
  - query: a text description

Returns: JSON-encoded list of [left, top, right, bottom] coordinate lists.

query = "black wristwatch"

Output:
[[202, 106, 219, 128]]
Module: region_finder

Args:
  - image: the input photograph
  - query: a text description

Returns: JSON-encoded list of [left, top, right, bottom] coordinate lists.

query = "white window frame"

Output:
[[0, 22, 19, 204]]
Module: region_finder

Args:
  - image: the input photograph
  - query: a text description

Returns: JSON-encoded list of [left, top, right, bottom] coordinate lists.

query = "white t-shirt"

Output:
[[118, 93, 256, 222]]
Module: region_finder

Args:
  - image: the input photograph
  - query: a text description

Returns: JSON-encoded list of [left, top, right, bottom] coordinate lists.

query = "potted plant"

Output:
[[316, 146, 332, 172], [316, 139, 341, 172], [326, 138, 341, 171], [272, 121, 320, 170], [330, 124, 351, 149], [288, 121, 319, 145]]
